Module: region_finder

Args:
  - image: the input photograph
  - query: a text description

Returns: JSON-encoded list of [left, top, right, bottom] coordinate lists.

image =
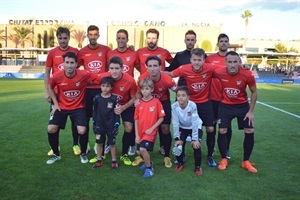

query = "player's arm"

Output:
[[48, 84, 60, 115], [171, 106, 182, 145], [166, 54, 178, 72], [244, 84, 257, 126], [134, 119, 140, 144], [166, 51, 174, 64], [145, 117, 164, 135], [163, 71, 174, 77], [44, 66, 51, 102]]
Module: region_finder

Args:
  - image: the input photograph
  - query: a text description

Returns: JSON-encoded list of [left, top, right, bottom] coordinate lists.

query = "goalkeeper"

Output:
[[171, 86, 203, 176], [92, 77, 120, 169]]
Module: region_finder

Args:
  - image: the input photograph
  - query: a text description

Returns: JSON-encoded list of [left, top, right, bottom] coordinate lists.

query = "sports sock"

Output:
[[217, 132, 227, 158], [79, 132, 88, 154], [162, 132, 171, 157], [227, 126, 233, 151], [122, 132, 131, 155], [194, 147, 202, 167], [71, 118, 79, 146], [206, 131, 216, 157], [243, 133, 254, 161], [48, 131, 59, 156]]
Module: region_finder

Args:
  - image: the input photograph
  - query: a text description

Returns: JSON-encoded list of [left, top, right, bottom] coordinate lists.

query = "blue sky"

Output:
[[0, 0, 299, 40]]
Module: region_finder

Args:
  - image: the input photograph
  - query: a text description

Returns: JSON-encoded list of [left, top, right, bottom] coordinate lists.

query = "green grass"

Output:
[[0, 79, 299, 200]]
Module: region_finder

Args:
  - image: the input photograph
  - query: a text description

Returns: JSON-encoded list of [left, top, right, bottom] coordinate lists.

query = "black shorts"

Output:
[[179, 128, 203, 142], [85, 88, 101, 119], [121, 106, 135, 123], [218, 102, 253, 129], [95, 131, 116, 145], [137, 140, 154, 152], [161, 99, 171, 125], [211, 100, 220, 121], [196, 101, 214, 127], [49, 108, 87, 129]]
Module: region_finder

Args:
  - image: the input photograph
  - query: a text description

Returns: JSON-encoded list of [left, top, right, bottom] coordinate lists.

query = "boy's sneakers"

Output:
[[175, 164, 184, 172], [206, 156, 217, 167], [92, 160, 102, 168], [111, 161, 119, 169], [174, 156, 187, 165], [128, 146, 136, 156], [80, 153, 89, 164], [159, 146, 165, 156], [46, 154, 61, 164], [73, 145, 81, 155], [89, 155, 106, 164], [132, 156, 144, 166], [47, 147, 60, 156], [143, 168, 154, 178], [104, 145, 111, 154], [194, 167, 203, 176], [140, 162, 153, 171], [164, 157, 172, 168], [218, 158, 228, 170], [120, 154, 132, 165], [242, 160, 258, 173]]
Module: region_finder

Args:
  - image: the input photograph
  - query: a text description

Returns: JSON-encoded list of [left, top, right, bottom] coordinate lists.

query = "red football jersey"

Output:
[[205, 53, 226, 101], [49, 70, 99, 110], [99, 72, 137, 105], [107, 48, 138, 77], [78, 44, 111, 89], [136, 47, 173, 74], [214, 67, 256, 105], [134, 97, 165, 142], [137, 72, 177, 101], [172, 63, 217, 103], [46, 46, 79, 74]]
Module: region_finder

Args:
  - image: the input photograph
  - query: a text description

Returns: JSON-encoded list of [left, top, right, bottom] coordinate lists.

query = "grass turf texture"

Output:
[[0, 80, 299, 200]]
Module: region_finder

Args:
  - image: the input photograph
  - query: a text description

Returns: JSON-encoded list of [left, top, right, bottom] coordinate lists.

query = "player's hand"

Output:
[[44, 92, 51, 103], [145, 128, 153, 135], [134, 99, 140, 107], [191, 140, 200, 149], [244, 111, 254, 126], [114, 104, 123, 115], [50, 104, 60, 116], [175, 140, 183, 146]]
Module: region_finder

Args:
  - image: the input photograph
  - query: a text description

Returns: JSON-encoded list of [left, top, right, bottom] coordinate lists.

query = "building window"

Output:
[[245, 47, 259, 52]]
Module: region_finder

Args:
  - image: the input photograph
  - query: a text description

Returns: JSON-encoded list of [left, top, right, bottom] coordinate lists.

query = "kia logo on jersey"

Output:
[[122, 65, 129, 72], [58, 63, 64, 71], [191, 82, 207, 91], [224, 88, 240, 98], [152, 93, 162, 99], [64, 90, 80, 100], [88, 61, 103, 73]]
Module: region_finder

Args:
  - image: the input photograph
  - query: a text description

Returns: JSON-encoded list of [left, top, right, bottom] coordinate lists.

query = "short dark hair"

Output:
[[185, 30, 196, 38], [145, 55, 162, 66], [87, 25, 99, 32], [108, 56, 123, 68], [176, 85, 189, 95], [56, 27, 70, 37], [190, 48, 205, 58], [63, 52, 77, 62], [101, 76, 115, 87], [217, 33, 229, 42], [146, 28, 160, 39], [226, 51, 240, 58], [117, 29, 129, 39]]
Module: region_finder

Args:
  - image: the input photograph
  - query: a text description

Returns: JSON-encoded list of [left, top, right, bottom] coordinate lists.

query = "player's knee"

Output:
[[48, 125, 58, 133], [206, 126, 214, 132], [219, 128, 227, 134], [95, 134, 105, 144], [77, 126, 86, 135], [244, 128, 254, 134], [161, 125, 170, 134], [108, 137, 116, 145], [139, 147, 147, 154]]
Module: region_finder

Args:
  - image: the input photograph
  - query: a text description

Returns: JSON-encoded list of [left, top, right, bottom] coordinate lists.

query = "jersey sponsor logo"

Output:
[[64, 90, 80, 100], [122, 65, 129, 72], [126, 56, 131, 61], [58, 63, 64, 71], [112, 93, 123, 101], [152, 93, 162, 99], [191, 82, 207, 92], [224, 87, 240, 98], [88, 61, 103, 73]]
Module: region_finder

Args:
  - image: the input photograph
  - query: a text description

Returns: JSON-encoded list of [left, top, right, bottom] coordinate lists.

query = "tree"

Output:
[[43, 30, 48, 48], [52, 23, 74, 33], [71, 30, 86, 48], [37, 33, 42, 48], [12, 26, 32, 48], [275, 42, 299, 66], [0, 29, 6, 41], [7, 34, 21, 48], [49, 29, 55, 47], [241, 10, 253, 47]]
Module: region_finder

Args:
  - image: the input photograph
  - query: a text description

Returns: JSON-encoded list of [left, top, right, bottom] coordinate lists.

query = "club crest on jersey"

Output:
[[98, 52, 102, 57], [76, 82, 80, 87], [119, 86, 124, 91], [187, 111, 191, 116], [58, 63, 64, 71], [236, 80, 241, 86], [158, 87, 163, 92], [107, 102, 113, 109], [202, 74, 207, 78], [149, 106, 155, 112], [126, 57, 130, 61]]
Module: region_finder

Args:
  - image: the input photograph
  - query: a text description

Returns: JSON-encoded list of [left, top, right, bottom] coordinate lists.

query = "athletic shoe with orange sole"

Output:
[[175, 164, 184, 172], [218, 158, 228, 170], [242, 160, 258, 173], [194, 167, 203, 176]]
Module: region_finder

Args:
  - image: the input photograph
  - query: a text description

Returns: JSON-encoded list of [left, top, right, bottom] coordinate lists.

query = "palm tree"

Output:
[[0, 29, 6, 41], [241, 10, 253, 47], [7, 34, 21, 48], [71, 30, 86, 48], [12, 26, 32, 48], [52, 23, 74, 33]]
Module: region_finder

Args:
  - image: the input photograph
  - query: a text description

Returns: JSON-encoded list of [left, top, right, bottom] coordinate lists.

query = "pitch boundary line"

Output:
[[257, 101, 300, 119]]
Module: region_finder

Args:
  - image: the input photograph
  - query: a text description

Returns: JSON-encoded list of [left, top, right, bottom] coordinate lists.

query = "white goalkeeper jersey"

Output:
[[171, 100, 203, 141]]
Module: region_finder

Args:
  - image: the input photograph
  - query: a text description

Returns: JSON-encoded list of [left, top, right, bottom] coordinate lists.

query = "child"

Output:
[[171, 86, 203, 175], [92, 76, 120, 169], [134, 78, 165, 178]]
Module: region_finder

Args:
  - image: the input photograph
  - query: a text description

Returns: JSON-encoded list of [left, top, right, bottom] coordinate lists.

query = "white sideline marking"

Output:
[[257, 101, 300, 119]]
